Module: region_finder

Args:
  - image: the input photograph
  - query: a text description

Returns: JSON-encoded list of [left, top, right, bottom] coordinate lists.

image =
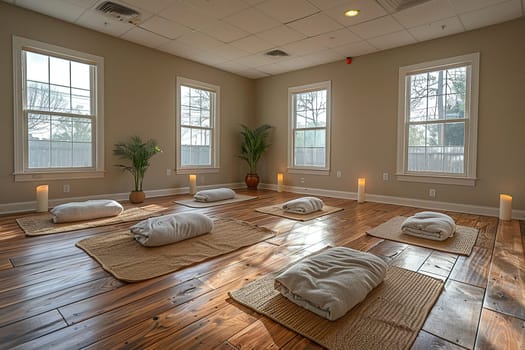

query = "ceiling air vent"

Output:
[[375, 0, 432, 13], [265, 49, 289, 57], [95, 1, 141, 24]]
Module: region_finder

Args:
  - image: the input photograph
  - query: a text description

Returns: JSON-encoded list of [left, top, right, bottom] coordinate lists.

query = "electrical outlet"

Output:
[[166, 168, 172, 176], [383, 172, 389, 181], [429, 189, 436, 198], [336, 171, 341, 178], [63, 184, 70, 193], [300, 177, 305, 185]]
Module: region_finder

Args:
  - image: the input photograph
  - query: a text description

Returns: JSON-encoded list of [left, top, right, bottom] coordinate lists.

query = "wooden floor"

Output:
[[0, 190, 523, 349]]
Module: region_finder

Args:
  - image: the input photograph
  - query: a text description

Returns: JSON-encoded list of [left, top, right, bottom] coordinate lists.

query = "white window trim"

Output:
[[176, 77, 220, 174], [12, 36, 105, 182], [396, 53, 479, 186], [287, 81, 331, 176]]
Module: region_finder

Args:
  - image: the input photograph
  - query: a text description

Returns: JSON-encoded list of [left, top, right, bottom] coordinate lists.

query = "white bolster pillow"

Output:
[[194, 188, 236, 202], [51, 199, 124, 223], [131, 212, 213, 247], [282, 197, 324, 214], [274, 247, 387, 321]]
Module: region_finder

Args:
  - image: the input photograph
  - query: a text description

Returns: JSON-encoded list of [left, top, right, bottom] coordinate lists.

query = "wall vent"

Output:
[[265, 49, 289, 57], [95, 1, 141, 24], [375, 0, 432, 13]]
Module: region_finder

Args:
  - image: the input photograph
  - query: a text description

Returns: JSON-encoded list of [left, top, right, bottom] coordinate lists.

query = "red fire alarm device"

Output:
[[346, 57, 353, 64]]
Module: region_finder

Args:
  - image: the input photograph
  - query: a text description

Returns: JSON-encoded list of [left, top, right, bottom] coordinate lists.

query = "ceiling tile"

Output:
[[176, 31, 224, 49], [256, 25, 306, 46], [257, 62, 292, 75], [230, 35, 274, 53], [201, 20, 250, 43], [332, 40, 378, 57], [161, 1, 217, 30], [324, 0, 388, 26], [75, 10, 135, 37], [408, 16, 464, 41], [223, 8, 281, 33], [279, 36, 327, 56], [307, 0, 352, 10], [367, 30, 416, 50], [235, 54, 281, 68], [287, 13, 343, 36], [393, 0, 456, 28], [448, 0, 510, 13], [64, 0, 98, 9], [299, 50, 342, 65], [120, 26, 171, 48], [350, 15, 405, 39], [183, 0, 250, 19], [139, 16, 190, 40], [15, 0, 86, 23], [122, 0, 172, 14], [208, 43, 250, 61], [317, 28, 362, 48], [459, 0, 523, 30], [256, 0, 320, 23]]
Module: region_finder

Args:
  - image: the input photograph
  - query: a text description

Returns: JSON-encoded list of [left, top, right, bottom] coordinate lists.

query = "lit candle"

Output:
[[36, 185, 48, 212], [499, 194, 512, 221], [277, 172, 284, 192], [357, 178, 366, 203], [189, 174, 197, 195]]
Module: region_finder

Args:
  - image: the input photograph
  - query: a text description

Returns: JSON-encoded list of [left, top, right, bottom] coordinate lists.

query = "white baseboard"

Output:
[[0, 182, 245, 215], [260, 183, 525, 220]]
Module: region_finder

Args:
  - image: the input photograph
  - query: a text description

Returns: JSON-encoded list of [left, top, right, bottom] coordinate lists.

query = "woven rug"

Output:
[[230, 266, 443, 350], [366, 216, 478, 256], [17, 207, 161, 236], [255, 205, 343, 221], [174, 194, 257, 208], [76, 218, 275, 282]]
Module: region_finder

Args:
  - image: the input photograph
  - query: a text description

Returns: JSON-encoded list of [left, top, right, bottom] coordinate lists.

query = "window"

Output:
[[176, 77, 220, 173], [396, 53, 479, 186], [288, 81, 331, 175], [13, 36, 104, 181]]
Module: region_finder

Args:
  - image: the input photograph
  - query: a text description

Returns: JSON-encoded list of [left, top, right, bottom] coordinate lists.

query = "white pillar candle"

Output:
[[357, 178, 366, 203], [36, 185, 48, 212], [499, 194, 512, 221], [277, 172, 284, 192], [189, 174, 197, 195]]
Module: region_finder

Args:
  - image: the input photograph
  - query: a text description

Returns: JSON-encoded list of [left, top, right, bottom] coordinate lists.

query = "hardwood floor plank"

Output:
[[0, 310, 67, 349], [0, 258, 12, 270], [423, 280, 484, 349], [412, 330, 467, 349], [419, 251, 458, 278], [227, 317, 297, 350], [484, 220, 525, 320], [281, 336, 324, 350], [475, 308, 525, 350], [449, 246, 491, 288], [391, 245, 433, 271]]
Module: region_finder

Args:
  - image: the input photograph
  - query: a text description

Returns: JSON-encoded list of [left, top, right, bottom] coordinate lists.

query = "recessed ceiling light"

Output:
[[344, 9, 360, 17]]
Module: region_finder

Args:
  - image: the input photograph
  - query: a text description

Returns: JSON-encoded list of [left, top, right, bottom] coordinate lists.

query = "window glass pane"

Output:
[[446, 67, 466, 95], [51, 141, 72, 167], [71, 61, 90, 90], [51, 116, 73, 141], [180, 86, 212, 128], [26, 52, 48, 83], [50, 56, 70, 86], [295, 90, 326, 128], [28, 114, 51, 141], [408, 124, 425, 146], [294, 129, 325, 167], [445, 93, 464, 119], [49, 84, 71, 112], [409, 97, 426, 121], [73, 119, 92, 142], [71, 88, 91, 114], [409, 73, 427, 98], [428, 71, 446, 96], [27, 82, 50, 111], [28, 140, 50, 168], [180, 127, 211, 166], [72, 142, 92, 167]]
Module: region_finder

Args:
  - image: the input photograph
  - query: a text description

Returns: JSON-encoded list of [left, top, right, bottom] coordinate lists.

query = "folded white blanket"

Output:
[[401, 211, 456, 241], [282, 197, 324, 214], [274, 247, 387, 321], [193, 188, 236, 202], [131, 213, 213, 247], [51, 199, 124, 223]]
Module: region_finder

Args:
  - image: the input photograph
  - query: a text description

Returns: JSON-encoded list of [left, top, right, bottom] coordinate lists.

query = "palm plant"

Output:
[[238, 124, 272, 174], [113, 136, 162, 192]]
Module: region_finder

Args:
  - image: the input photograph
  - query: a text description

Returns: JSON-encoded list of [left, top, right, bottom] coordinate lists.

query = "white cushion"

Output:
[[51, 199, 124, 223]]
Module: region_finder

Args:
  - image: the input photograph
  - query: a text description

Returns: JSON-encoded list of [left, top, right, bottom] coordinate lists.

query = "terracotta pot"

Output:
[[129, 191, 145, 204], [245, 173, 260, 190]]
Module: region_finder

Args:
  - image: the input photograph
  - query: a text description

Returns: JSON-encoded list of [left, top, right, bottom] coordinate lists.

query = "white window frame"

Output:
[[176, 77, 220, 174], [288, 81, 331, 175], [12, 36, 105, 182], [396, 53, 480, 186]]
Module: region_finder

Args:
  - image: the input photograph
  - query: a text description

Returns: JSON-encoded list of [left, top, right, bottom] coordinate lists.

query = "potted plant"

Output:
[[238, 124, 272, 190], [113, 136, 162, 203]]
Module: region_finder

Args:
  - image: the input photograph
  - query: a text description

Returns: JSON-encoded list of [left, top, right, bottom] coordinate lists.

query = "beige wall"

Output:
[[0, 3, 255, 205], [255, 17, 525, 211]]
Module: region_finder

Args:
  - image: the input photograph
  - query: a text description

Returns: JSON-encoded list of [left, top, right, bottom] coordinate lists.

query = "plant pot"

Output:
[[245, 173, 260, 190], [129, 191, 145, 204]]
